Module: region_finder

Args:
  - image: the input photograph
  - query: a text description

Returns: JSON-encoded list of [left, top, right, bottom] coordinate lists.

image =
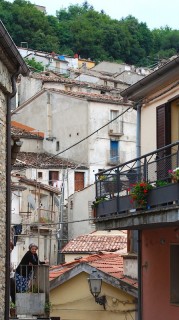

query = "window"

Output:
[[74, 172, 84, 191], [38, 172, 43, 179], [56, 141, 60, 151], [170, 244, 179, 304], [110, 140, 119, 164], [110, 110, 118, 121], [49, 171, 59, 186], [109, 110, 122, 134]]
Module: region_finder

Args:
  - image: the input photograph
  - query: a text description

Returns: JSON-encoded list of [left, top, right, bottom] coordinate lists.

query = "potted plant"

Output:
[[44, 301, 52, 317], [130, 181, 153, 208], [10, 302, 16, 318]]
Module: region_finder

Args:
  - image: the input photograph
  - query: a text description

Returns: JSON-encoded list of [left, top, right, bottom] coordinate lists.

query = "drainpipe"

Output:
[[136, 102, 142, 159], [136, 102, 142, 320], [5, 67, 21, 320]]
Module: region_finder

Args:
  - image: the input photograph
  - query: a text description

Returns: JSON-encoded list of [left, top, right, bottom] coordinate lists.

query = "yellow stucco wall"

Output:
[[50, 272, 137, 320], [78, 59, 95, 69], [141, 82, 179, 156]]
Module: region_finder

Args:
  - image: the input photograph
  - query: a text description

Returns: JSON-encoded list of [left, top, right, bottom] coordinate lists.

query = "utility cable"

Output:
[[46, 105, 133, 161]]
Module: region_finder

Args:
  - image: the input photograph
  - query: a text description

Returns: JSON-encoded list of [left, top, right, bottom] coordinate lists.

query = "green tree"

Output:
[[24, 57, 44, 71]]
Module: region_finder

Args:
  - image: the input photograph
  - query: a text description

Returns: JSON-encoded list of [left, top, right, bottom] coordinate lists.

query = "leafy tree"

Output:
[[24, 57, 44, 71], [0, 0, 178, 66]]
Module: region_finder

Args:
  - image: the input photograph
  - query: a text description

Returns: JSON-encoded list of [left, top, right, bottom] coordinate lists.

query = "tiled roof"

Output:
[[15, 176, 61, 194], [13, 151, 87, 170], [31, 71, 118, 91], [11, 121, 44, 138], [61, 234, 127, 253], [49, 253, 138, 289], [47, 88, 125, 104]]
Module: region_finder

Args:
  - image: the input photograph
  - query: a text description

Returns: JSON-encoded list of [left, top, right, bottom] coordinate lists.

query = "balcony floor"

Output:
[[96, 205, 179, 230]]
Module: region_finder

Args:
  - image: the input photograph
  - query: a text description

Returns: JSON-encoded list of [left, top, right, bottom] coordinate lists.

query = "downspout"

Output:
[[136, 102, 142, 320], [5, 67, 21, 320]]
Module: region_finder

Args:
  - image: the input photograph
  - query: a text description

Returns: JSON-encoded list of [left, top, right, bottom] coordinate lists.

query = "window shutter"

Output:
[[156, 103, 171, 180]]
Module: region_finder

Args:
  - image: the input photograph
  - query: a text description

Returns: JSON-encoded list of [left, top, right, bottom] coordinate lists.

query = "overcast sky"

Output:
[[24, 0, 179, 30]]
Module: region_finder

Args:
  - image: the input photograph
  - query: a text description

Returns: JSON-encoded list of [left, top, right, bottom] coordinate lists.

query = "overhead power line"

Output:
[[47, 105, 133, 161]]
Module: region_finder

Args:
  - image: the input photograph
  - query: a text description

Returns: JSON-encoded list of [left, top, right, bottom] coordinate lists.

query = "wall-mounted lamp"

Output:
[[88, 270, 106, 309], [15, 140, 23, 147]]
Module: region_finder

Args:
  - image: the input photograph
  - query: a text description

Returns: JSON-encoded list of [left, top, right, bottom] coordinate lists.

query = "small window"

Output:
[[38, 172, 43, 178], [170, 244, 179, 304], [56, 141, 60, 151]]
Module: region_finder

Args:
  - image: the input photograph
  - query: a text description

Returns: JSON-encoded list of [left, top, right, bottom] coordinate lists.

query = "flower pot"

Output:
[[10, 307, 16, 318]]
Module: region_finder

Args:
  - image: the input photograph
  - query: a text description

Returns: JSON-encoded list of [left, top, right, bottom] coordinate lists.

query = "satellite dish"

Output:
[[27, 194, 36, 210]]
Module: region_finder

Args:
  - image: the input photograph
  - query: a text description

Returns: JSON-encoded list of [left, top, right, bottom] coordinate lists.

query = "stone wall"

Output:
[[0, 57, 12, 317]]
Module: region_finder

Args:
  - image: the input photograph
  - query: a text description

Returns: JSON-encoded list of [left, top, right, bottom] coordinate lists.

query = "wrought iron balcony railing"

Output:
[[95, 141, 179, 218]]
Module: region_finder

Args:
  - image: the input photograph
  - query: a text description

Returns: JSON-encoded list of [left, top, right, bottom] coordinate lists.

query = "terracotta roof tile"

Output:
[[11, 121, 44, 138], [48, 88, 124, 104], [49, 253, 138, 289], [16, 176, 61, 194], [13, 152, 87, 170], [62, 234, 127, 253], [31, 72, 121, 92]]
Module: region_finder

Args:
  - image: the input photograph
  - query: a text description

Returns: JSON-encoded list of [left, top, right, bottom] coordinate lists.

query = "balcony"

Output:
[[95, 141, 179, 230], [10, 265, 50, 319]]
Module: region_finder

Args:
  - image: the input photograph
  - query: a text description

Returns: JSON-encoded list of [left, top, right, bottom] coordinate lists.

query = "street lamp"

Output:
[[88, 270, 106, 309]]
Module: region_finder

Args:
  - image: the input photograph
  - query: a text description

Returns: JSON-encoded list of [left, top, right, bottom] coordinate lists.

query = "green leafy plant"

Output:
[[130, 181, 153, 208], [155, 180, 169, 187], [10, 302, 16, 308], [92, 197, 108, 208], [44, 301, 52, 313], [168, 168, 179, 182]]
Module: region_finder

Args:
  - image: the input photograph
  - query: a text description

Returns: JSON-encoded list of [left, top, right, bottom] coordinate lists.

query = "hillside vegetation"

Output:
[[1, 0, 179, 66]]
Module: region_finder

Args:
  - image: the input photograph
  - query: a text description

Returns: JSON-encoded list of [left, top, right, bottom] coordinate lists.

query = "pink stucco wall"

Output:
[[142, 227, 179, 320]]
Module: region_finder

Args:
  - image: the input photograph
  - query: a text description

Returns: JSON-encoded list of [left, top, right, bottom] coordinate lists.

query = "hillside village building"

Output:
[[49, 253, 138, 320], [11, 121, 89, 263], [12, 71, 137, 184], [94, 54, 179, 320], [11, 69, 138, 241]]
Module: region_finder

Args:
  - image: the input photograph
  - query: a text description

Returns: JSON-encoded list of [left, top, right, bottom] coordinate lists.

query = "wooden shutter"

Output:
[[74, 172, 84, 191], [156, 103, 171, 179], [157, 103, 171, 150]]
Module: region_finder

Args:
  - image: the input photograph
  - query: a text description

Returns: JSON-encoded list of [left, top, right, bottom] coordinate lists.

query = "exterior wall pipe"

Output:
[[136, 102, 142, 320], [136, 102, 142, 159], [5, 67, 21, 320]]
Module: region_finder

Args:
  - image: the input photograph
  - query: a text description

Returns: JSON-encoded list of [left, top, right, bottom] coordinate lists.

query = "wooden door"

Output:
[[74, 172, 84, 191]]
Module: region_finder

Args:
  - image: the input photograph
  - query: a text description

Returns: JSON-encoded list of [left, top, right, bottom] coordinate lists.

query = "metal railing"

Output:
[[10, 264, 49, 318], [95, 141, 179, 200]]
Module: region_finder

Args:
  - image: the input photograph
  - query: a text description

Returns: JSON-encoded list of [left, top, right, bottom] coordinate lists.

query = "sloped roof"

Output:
[[13, 151, 87, 170], [50, 253, 138, 296], [30, 71, 121, 92], [47, 88, 125, 104], [11, 121, 44, 139], [15, 176, 61, 194], [62, 233, 127, 253]]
